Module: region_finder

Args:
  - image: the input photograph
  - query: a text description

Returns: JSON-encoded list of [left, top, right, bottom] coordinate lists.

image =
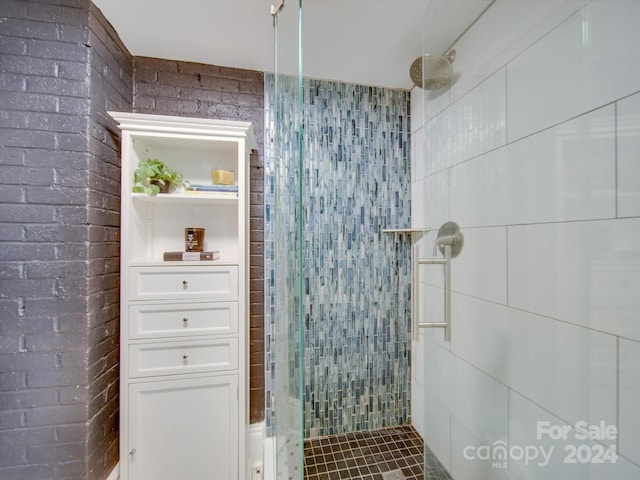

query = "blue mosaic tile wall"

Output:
[[265, 74, 412, 438]]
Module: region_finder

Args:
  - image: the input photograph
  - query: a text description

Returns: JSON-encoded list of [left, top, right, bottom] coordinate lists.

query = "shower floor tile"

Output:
[[303, 425, 452, 480]]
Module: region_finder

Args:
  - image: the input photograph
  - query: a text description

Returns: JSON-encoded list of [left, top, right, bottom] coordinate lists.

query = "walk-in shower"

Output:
[[268, 0, 640, 479]]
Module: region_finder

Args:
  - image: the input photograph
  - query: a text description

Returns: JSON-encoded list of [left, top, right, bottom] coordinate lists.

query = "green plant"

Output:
[[132, 158, 188, 196]]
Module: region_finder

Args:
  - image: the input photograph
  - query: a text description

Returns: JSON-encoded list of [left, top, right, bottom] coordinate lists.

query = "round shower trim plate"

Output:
[[436, 221, 464, 258]]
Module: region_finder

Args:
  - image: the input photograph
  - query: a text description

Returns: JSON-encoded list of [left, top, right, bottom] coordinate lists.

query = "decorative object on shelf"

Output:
[[211, 169, 235, 185], [186, 183, 239, 197], [133, 158, 188, 196], [185, 227, 205, 252], [163, 251, 220, 261]]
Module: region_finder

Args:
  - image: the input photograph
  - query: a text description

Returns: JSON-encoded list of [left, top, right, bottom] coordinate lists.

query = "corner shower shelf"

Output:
[[382, 227, 432, 234]]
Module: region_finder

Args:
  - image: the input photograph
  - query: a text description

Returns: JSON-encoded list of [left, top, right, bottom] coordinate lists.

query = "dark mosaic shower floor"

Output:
[[303, 425, 453, 480]]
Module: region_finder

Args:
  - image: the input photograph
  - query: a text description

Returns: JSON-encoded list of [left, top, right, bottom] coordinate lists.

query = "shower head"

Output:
[[409, 49, 456, 90]]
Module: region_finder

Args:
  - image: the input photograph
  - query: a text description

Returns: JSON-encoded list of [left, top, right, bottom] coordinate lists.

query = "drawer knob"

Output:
[[182, 354, 189, 360], [130, 448, 136, 456], [182, 317, 189, 324], [182, 280, 189, 288]]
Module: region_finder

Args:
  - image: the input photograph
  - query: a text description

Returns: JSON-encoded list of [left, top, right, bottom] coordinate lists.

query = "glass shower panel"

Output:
[[271, 1, 304, 479]]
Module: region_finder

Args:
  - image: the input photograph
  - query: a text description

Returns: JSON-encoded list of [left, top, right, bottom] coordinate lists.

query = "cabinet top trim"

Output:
[[108, 111, 256, 149]]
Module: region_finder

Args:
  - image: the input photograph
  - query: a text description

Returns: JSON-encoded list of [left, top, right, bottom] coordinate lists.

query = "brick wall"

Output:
[[86, 3, 132, 478], [132, 57, 266, 423], [0, 1, 131, 478]]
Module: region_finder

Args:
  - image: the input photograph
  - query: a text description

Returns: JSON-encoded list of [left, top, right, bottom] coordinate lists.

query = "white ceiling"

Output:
[[91, 0, 492, 90]]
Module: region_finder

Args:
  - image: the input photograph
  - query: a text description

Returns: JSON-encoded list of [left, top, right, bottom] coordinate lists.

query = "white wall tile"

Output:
[[412, 328, 425, 383], [619, 338, 640, 466], [449, 147, 506, 228], [452, 226, 507, 305], [411, 177, 425, 229], [423, 86, 451, 125], [451, 293, 510, 379], [507, 0, 640, 141], [450, 0, 588, 104], [410, 86, 424, 134], [423, 170, 449, 229], [617, 91, 640, 218], [411, 376, 425, 435], [450, 418, 518, 480], [508, 218, 640, 341], [424, 340, 508, 445], [423, 392, 451, 471], [424, 68, 506, 176], [509, 390, 640, 479], [449, 357, 509, 446], [411, 125, 425, 182], [451, 105, 616, 227], [506, 308, 617, 430], [422, 110, 451, 177], [423, 337, 452, 409], [451, 293, 617, 429]]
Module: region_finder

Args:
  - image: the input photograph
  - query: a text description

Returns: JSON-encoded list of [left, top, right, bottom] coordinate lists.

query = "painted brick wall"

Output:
[[86, 3, 132, 477], [0, 1, 131, 478], [132, 57, 266, 423]]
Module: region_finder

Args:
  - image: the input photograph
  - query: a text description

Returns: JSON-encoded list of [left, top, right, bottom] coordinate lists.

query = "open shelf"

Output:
[[131, 193, 238, 205], [129, 259, 240, 267]]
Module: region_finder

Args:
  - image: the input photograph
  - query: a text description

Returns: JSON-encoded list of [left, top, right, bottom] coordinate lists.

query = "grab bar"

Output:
[[382, 228, 431, 342], [412, 222, 463, 342]]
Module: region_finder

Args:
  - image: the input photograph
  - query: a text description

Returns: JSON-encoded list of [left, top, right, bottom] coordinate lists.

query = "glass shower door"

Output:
[[271, 1, 304, 478]]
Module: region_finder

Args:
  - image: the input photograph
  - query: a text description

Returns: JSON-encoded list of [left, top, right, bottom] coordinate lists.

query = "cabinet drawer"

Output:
[[129, 302, 238, 340], [129, 266, 238, 301], [129, 338, 238, 378]]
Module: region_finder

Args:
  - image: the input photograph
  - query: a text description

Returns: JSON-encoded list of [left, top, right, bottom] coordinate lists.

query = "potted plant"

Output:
[[132, 158, 188, 196]]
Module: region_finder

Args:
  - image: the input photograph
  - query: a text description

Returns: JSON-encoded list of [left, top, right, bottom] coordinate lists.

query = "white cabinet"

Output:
[[111, 112, 255, 480], [128, 375, 239, 480]]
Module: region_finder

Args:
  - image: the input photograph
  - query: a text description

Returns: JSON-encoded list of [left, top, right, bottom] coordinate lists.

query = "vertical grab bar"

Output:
[[412, 243, 420, 342], [444, 244, 451, 342], [416, 251, 449, 334], [381, 225, 460, 343], [414, 222, 463, 342]]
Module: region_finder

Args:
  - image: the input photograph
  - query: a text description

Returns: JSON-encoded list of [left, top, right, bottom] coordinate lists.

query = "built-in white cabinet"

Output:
[[110, 112, 255, 480], [128, 375, 239, 480]]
